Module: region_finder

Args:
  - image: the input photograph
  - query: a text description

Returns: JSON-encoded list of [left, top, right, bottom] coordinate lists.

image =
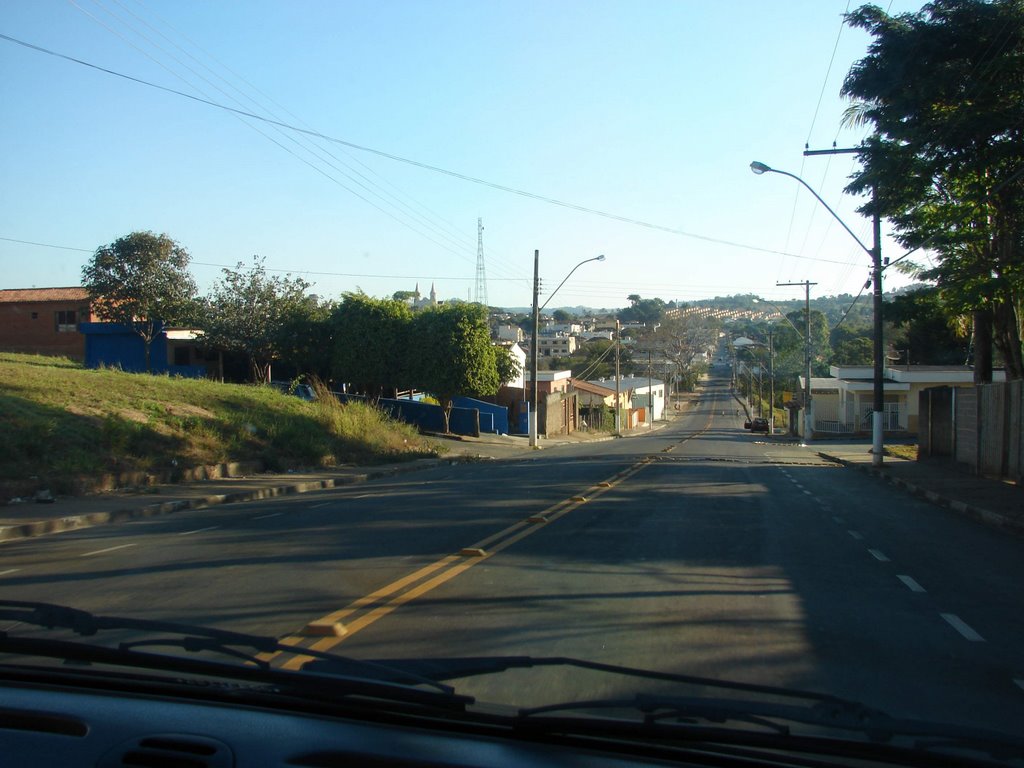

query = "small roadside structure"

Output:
[[80, 322, 210, 377]]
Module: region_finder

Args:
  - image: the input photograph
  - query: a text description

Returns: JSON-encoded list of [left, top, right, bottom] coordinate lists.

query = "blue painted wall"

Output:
[[336, 393, 481, 437], [80, 322, 206, 378], [453, 396, 509, 435]]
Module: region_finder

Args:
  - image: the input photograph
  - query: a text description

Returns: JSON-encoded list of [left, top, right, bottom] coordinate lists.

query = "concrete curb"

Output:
[[818, 452, 1024, 538], [0, 457, 461, 544]]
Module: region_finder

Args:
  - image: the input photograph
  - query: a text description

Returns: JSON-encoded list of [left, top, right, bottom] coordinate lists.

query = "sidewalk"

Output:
[[813, 439, 1023, 538], [0, 428, 623, 543]]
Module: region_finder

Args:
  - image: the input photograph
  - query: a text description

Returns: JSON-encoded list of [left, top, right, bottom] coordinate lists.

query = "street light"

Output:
[[750, 160, 885, 465], [529, 252, 605, 448]]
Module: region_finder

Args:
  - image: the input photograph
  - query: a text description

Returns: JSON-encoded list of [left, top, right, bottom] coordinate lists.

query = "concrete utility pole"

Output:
[[529, 251, 604, 447], [804, 147, 885, 466], [768, 327, 775, 436], [751, 156, 885, 461], [614, 319, 621, 435], [529, 250, 540, 448], [648, 349, 654, 431]]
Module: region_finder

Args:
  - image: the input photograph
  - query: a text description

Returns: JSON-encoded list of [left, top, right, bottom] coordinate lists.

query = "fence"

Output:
[[919, 381, 1023, 482], [334, 393, 482, 437]]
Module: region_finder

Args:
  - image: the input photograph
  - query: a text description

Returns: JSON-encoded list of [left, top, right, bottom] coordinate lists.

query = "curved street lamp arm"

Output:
[[539, 255, 605, 311], [750, 162, 873, 258]]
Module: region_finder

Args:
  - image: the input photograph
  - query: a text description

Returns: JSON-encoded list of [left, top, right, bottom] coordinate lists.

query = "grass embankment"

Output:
[[0, 353, 438, 494]]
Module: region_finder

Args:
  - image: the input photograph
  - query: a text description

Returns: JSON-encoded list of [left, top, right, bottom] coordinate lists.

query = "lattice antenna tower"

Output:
[[474, 217, 488, 307]]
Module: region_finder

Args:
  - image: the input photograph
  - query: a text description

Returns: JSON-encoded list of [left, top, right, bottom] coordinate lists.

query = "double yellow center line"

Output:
[[266, 461, 646, 669], [269, 411, 714, 670]]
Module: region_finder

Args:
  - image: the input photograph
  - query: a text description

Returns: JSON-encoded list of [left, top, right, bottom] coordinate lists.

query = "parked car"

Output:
[[750, 417, 769, 433]]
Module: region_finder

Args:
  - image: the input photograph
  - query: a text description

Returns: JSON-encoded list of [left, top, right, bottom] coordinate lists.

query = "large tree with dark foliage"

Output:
[[331, 292, 412, 399], [409, 303, 517, 433], [842, 0, 1024, 380]]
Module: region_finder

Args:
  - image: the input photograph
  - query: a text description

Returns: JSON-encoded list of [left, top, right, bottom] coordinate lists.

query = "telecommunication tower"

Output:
[[474, 217, 488, 307]]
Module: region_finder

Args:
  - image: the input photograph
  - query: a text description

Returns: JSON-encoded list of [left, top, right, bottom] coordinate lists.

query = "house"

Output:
[[523, 369, 578, 435], [535, 334, 578, 358], [0, 287, 98, 360], [617, 375, 666, 423], [800, 364, 1007, 436], [571, 378, 618, 430], [494, 324, 524, 343]]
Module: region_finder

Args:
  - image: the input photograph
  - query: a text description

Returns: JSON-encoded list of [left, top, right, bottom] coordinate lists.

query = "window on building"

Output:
[[173, 347, 190, 367], [55, 310, 77, 333]]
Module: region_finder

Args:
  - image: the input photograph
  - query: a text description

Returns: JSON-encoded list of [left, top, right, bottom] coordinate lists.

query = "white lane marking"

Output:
[[897, 575, 926, 593], [847, 530, 864, 540], [1015, 679, 1024, 693], [868, 549, 890, 562], [819, 506, 832, 512], [0, 568, 20, 576], [252, 512, 284, 520], [177, 526, 220, 536], [81, 543, 137, 557], [309, 502, 331, 509], [832, 516, 845, 525], [941, 613, 985, 642], [803, 490, 813, 496]]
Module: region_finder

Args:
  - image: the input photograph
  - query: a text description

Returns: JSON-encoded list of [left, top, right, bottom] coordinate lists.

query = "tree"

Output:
[[330, 292, 412, 399], [833, 337, 874, 365], [886, 286, 971, 365], [199, 256, 312, 383], [82, 231, 198, 371], [649, 316, 715, 392], [275, 295, 336, 380], [552, 309, 572, 322], [618, 295, 666, 325], [842, 0, 1024, 380], [408, 303, 506, 432]]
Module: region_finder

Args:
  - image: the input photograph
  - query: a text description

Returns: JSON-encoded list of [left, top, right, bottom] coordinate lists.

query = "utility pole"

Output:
[[778, 280, 817, 442], [768, 327, 775, 436], [529, 250, 540, 448], [805, 146, 884, 465], [648, 349, 654, 431], [871, 185, 884, 464], [614, 319, 621, 436]]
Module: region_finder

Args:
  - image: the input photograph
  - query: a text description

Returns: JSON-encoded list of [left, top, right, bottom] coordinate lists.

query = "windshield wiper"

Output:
[[304, 654, 1024, 765], [0, 600, 465, 705]]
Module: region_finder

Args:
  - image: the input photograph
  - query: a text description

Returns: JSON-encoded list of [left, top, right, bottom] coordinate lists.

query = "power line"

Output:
[[0, 31, 810, 263], [65, 3, 508, 279]]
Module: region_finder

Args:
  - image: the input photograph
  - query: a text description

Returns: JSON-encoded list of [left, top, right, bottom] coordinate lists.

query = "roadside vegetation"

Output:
[[0, 353, 438, 495]]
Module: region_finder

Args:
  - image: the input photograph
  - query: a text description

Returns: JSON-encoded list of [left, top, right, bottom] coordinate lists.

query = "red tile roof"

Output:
[[0, 287, 91, 303]]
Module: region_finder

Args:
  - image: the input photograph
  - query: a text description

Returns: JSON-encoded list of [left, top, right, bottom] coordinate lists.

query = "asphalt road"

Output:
[[2, 372, 1023, 736]]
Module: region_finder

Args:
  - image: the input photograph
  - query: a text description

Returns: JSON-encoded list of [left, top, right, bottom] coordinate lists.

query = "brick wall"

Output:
[[0, 293, 96, 360]]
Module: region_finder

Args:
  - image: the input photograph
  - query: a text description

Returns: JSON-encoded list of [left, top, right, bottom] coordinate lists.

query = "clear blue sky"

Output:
[[0, 1, 926, 310]]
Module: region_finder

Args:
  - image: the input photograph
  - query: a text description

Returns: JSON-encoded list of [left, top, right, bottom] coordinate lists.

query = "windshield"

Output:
[[2, 1, 1023, 765]]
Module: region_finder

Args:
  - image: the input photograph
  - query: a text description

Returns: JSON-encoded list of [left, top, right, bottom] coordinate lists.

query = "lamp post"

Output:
[[750, 160, 885, 465], [529, 252, 605, 448]]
